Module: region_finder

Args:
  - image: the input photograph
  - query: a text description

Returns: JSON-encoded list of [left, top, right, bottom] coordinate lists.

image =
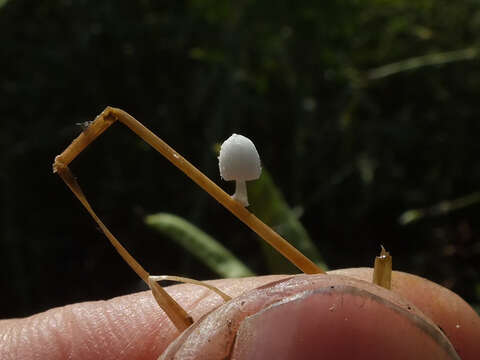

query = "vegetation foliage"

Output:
[[1, 0, 479, 318]]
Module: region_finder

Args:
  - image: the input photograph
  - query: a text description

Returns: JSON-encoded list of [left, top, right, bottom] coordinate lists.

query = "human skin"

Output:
[[1, 269, 479, 360], [0, 276, 285, 360]]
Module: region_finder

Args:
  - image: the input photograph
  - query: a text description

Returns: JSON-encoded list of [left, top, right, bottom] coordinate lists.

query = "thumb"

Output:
[[162, 271, 480, 360]]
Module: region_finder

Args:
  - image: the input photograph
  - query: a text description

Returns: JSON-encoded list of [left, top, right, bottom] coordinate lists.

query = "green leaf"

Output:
[[398, 191, 480, 225], [145, 213, 255, 278], [248, 170, 328, 273]]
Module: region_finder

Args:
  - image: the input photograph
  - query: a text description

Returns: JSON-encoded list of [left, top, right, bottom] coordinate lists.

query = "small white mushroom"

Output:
[[218, 134, 262, 207]]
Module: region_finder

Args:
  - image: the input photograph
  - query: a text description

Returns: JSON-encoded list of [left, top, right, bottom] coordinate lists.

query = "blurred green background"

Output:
[[1, 0, 479, 319]]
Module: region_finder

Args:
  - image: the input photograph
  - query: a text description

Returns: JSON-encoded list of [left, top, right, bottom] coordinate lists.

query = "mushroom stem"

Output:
[[233, 180, 249, 206]]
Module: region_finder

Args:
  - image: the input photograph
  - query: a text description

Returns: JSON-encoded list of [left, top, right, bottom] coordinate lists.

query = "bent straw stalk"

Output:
[[53, 107, 324, 329], [54, 107, 323, 275], [53, 161, 193, 331], [149, 275, 232, 302]]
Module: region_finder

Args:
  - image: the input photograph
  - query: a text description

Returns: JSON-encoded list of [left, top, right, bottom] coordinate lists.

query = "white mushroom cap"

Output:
[[218, 134, 261, 181]]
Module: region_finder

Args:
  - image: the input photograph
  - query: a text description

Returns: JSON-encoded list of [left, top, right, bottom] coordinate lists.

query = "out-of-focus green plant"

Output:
[[399, 191, 480, 225], [145, 213, 255, 278], [248, 170, 328, 273], [366, 47, 479, 81], [146, 166, 327, 277]]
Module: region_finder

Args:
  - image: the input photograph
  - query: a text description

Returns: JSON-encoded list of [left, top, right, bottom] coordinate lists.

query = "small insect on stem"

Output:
[[76, 121, 94, 131], [53, 107, 324, 331]]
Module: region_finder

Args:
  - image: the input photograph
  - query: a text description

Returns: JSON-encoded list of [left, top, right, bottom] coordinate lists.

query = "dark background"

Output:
[[1, 0, 479, 319]]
